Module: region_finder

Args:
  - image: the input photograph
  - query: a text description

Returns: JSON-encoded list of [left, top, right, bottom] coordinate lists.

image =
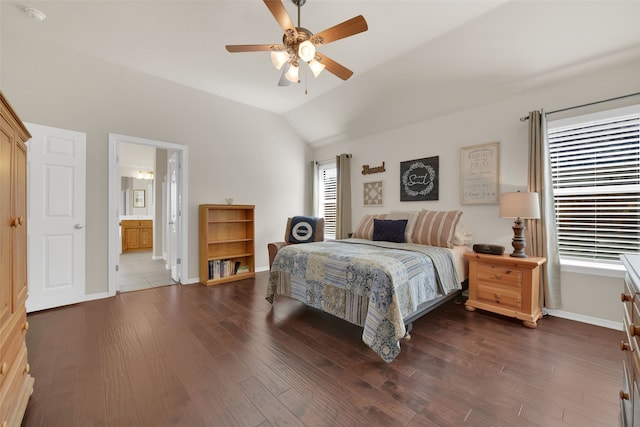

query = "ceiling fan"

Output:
[[225, 0, 368, 87]]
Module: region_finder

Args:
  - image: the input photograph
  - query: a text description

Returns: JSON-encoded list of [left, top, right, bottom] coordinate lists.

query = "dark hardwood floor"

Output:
[[21, 271, 620, 426]]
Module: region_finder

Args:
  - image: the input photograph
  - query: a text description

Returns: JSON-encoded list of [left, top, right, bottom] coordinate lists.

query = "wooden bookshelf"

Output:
[[199, 204, 255, 286]]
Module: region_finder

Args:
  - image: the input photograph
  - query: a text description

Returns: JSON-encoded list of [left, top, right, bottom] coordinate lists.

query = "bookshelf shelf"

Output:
[[199, 204, 255, 286]]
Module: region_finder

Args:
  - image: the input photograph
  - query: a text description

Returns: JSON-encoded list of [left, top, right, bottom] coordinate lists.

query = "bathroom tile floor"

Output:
[[117, 251, 177, 292]]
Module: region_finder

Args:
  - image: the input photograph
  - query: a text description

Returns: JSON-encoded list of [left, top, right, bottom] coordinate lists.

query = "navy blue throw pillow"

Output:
[[372, 219, 408, 243], [288, 216, 318, 243]]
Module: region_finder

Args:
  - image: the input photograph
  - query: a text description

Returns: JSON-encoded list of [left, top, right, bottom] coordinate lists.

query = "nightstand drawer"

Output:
[[477, 264, 523, 288], [476, 282, 522, 309]]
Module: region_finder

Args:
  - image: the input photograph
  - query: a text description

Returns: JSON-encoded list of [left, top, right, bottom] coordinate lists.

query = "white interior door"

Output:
[[167, 151, 180, 282], [26, 123, 86, 312]]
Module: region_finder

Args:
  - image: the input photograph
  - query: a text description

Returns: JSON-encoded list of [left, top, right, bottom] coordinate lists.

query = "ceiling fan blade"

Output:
[[264, 0, 298, 38], [316, 53, 353, 81], [278, 63, 292, 86], [226, 44, 284, 53], [311, 15, 368, 46]]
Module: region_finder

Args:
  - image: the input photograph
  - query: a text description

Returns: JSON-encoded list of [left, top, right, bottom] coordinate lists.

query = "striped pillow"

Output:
[[352, 214, 387, 240], [412, 210, 463, 248]]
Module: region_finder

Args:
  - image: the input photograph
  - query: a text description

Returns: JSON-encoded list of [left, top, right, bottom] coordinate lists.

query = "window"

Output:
[[547, 104, 640, 264], [318, 161, 337, 240]]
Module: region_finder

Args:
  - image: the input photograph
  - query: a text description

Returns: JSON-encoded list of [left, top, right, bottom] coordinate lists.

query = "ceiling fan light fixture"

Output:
[[285, 62, 300, 83], [308, 59, 325, 78], [270, 50, 289, 70], [297, 40, 315, 62], [225, 0, 369, 87]]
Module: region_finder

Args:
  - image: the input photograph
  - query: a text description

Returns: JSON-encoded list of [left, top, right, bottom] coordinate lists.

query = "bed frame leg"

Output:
[[404, 322, 413, 340]]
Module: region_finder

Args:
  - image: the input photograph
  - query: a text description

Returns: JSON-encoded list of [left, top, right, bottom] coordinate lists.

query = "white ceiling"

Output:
[[4, 0, 640, 145]]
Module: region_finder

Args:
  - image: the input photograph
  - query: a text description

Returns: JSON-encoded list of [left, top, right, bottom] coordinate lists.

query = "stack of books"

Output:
[[208, 260, 250, 280]]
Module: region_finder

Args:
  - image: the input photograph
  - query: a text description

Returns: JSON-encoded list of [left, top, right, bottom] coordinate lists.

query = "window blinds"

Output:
[[548, 110, 640, 262], [318, 163, 337, 240]]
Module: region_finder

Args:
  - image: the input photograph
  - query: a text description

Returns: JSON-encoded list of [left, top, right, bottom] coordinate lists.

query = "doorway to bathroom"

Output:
[[107, 133, 189, 295]]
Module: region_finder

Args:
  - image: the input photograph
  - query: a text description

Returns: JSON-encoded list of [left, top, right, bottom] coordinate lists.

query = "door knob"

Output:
[[74, 224, 84, 229]]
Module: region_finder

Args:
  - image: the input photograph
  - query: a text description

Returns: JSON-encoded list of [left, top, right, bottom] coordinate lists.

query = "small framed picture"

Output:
[[133, 190, 146, 208], [364, 181, 383, 206]]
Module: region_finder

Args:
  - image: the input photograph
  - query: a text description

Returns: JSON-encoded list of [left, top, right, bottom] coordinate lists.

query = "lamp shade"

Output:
[[499, 191, 540, 219], [271, 50, 289, 70], [308, 59, 325, 78], [297, 40, 315, 62], [285, 62, 299, 83]]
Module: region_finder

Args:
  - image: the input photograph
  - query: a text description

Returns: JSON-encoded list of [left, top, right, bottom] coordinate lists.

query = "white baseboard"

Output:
[[84, 291, 113, 301], [255, 266, 269, 273], [183, 277, 200, 285], [545, 308, 622, 331]]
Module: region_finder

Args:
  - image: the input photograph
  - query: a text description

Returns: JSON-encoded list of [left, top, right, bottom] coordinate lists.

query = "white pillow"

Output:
[[387, 211, 419, 243], [452, 223, 473, 246]]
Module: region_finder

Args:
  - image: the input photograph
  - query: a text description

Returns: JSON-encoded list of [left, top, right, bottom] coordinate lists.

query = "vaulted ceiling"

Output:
[[3, 0, 640, 145]]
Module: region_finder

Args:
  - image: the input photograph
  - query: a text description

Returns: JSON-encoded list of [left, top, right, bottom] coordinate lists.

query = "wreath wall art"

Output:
[[400, 156, 439, 201]]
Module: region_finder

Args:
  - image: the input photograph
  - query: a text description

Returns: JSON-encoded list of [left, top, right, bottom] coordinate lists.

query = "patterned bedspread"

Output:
[[266, 239, 461, 362]]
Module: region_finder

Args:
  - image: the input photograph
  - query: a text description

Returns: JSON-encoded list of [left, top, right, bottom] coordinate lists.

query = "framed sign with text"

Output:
[[400, 156, 439, 201], [460, 142, 500, 204]]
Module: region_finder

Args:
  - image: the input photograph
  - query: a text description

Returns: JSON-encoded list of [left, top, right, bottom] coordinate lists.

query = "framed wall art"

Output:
[[400, 156, 439, 201], [364, 181, 383, 206], [460, 142, 500, 204], [133, 189, 146, 208]]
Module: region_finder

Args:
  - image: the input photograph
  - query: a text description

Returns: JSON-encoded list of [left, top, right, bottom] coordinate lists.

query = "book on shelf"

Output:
[[208, 259, 247, 280], [236, 265, 250, 274]]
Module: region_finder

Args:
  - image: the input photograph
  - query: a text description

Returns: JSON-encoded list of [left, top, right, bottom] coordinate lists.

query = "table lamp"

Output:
[[499, 191, 541, 258]]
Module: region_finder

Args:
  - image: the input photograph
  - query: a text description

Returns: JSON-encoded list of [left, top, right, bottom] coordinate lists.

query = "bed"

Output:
[[266, 210, 472, 362]]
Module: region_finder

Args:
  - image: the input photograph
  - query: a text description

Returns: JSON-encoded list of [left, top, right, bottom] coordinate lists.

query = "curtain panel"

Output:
[[526, 110, 562, 309], [336, 153, 352, 240], [310, 160, 318, 216]]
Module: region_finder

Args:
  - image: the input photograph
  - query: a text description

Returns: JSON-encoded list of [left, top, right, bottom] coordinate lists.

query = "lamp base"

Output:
[[510, 218, 528, 258]]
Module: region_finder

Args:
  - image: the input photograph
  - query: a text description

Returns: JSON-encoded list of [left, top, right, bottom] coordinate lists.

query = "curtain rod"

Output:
[[519, 91, 640, 122]]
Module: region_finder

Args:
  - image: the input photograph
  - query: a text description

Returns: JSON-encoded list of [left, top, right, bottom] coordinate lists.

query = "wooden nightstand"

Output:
[[464, 252, 546, 328]]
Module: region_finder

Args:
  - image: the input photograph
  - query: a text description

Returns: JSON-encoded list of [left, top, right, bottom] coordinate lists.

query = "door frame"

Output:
[[108, 133, 189, 296]]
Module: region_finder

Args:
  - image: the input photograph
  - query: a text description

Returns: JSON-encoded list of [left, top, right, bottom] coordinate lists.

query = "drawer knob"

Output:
[[622, 293, 633, 302], [621, 390, 630, 400], [0, 362, 7, 375], [24, 363, 30, 374], [621, 341, 631, 351], [23, 321, 29, 332], [494, 293, 502, 301], [631, 324, 640, 337]]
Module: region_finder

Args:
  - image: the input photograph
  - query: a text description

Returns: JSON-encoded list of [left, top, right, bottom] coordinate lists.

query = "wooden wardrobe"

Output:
[[0, 91, 35, 426]]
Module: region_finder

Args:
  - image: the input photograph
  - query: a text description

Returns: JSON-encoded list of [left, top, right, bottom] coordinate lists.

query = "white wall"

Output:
[[2, 29, 311, 294], [314, 59, 640, 326]]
